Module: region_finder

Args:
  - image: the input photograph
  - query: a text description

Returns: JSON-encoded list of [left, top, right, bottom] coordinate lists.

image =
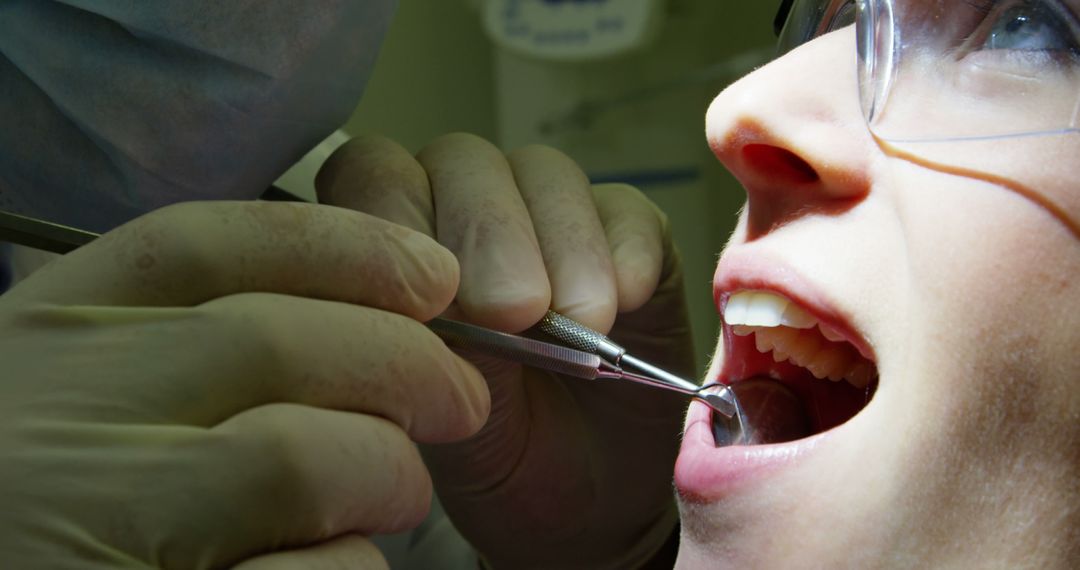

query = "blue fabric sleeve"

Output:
[[0, 0, 396, 233]]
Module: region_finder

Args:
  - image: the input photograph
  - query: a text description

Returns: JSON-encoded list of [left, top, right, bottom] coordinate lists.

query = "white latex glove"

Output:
[[0, 201, 489, 569], [317, 133, 694, 569]]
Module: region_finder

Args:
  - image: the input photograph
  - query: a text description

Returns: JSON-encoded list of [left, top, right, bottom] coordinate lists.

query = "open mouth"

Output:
[[714, 289, 879, 445]]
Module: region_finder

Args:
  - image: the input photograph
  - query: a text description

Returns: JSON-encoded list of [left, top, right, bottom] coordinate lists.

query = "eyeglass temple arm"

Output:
[[774, 0, 796, 36]]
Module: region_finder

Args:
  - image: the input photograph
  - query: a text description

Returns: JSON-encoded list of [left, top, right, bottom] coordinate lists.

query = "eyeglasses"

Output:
[[772, 0, 1080, 234], [775, 0, 1080, 143]]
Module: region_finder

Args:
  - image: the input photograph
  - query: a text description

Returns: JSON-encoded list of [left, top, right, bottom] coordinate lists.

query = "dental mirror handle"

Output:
[[534, 311, 738, 417], [535, 310, 626, 363], [430, 317, 737, 417], [536, 311, 689, 388]]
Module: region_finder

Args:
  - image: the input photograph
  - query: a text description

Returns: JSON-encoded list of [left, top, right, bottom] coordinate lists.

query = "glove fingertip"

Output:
[[611, 240, 663, 313], [388, 226, 461, 322]]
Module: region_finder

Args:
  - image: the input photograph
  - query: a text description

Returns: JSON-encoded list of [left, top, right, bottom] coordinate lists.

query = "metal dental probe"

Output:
[[1, 210, 742, 419], [429, 317, 740, 419], [532, 310, 739, 417], [0, 210, 97, 254], [0, 188, 303, 255]]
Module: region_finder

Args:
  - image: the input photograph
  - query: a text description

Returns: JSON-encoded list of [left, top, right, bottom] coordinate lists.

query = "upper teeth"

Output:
[[724, 291, 874, 389], [724, 290, 817, 329]]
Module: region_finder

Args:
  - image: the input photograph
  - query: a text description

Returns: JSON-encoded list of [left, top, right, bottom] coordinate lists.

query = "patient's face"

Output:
[[673, 25, 1080, 568]]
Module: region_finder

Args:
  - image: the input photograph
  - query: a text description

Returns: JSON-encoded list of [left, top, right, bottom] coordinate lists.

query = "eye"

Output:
[[976, 0, 1080, 54]]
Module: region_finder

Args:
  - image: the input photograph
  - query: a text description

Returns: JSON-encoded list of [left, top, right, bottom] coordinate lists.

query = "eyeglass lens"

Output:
[[775, 0, 1080, 143]]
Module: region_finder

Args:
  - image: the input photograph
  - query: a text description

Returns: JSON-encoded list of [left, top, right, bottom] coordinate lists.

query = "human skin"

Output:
[[674, 25, 1080, 569]]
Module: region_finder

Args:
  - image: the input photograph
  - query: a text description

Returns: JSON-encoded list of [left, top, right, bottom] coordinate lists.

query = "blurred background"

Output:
[[279, 0, 779, 376]]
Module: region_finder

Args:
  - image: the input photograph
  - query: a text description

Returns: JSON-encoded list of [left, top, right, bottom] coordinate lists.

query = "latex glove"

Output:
[[0, 0, 395, 232], [0, 201, 489, 569], [317, 133, 694, 569]]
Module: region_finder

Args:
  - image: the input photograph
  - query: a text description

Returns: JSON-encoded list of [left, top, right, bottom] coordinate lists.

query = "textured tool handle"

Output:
[[536, 311, 737, 417], [534, 310, 626, 363], [429, 317, 604, 380], [535, 311, 604, 351]]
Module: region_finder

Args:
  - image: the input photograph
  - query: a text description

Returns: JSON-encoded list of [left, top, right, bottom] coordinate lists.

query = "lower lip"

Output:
[[674, 399, 831, 502]]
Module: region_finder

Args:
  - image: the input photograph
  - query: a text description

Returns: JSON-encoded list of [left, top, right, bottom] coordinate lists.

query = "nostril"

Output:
[[742, 144, 820, 184]]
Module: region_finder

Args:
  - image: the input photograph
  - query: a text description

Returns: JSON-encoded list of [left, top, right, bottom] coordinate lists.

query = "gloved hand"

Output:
[[317, 133, 695, 569], [0, 201, 489, 569]]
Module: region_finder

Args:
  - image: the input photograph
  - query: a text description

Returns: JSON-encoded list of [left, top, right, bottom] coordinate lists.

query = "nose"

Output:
[[706, 27, 876, 237]]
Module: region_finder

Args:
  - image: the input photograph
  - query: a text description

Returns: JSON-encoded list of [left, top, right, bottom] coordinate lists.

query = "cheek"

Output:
[[902, 170, 1077, 324], [896, 164, 1080, 431], [871, 164, 1080, 545]]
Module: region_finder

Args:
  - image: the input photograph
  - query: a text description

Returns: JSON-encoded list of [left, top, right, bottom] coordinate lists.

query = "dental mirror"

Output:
[[712, 377, 811, 446]]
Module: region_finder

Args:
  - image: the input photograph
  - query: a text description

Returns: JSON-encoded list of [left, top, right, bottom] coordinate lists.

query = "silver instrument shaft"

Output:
[[429, 316, 738, 418], [533, 311, 737, 417]]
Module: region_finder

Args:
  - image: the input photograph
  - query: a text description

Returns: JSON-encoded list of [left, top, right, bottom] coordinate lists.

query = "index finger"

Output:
[[507, 144, 618, 333], [417, 133, 552, 332], [4, 201, 459, 323]]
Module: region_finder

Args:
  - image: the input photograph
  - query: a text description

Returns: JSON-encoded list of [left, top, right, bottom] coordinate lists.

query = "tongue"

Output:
[[713, 377, 812, 446]]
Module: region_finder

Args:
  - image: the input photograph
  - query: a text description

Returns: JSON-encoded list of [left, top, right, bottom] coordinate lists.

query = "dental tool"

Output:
[[0, 210, 96, 254], [0, 187, 302, 255], [710, 377, 809, 446], [0, 209, 743, 421], [428, 315, 739, 419], [534, 310, 706, 395]]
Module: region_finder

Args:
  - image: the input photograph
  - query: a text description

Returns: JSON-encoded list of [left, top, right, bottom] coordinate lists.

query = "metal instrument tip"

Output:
[[697, 385, 738, 418]]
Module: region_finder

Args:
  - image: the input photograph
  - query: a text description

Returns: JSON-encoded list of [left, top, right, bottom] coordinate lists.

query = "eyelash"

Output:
[[965, 0, 1080, 27], [965, 0, 999, 14], [964, 0, 1080, 47]]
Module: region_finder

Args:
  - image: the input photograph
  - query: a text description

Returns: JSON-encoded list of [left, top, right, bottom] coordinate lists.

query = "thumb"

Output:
[[232, 534, 388, 570]]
